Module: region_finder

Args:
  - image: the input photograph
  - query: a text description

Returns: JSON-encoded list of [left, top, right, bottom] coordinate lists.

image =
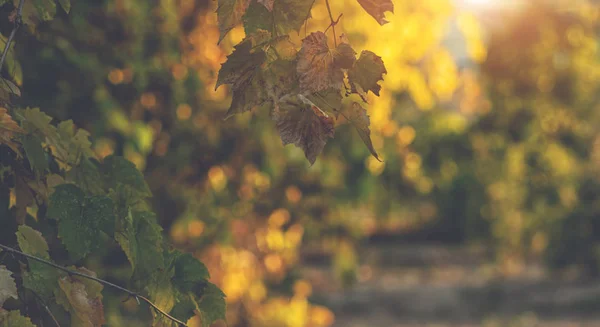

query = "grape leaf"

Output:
[[117, 210, 165, 286], [56, 268, 105, 327], [15, 108, 55, 140], [169, 292, 197, 324], [216, 33, 270, 119], [0, 107, 24, 156], [348, 50, 387, 99], [257, 0, 274, 11], [297, 32, 355, 93], [0, 78, 21, 97], [0, 310, 36, 327], [66, 158, 104, 195], [0, 266, 17, 307], [243, 0, 315, 37], [343, 102, 380, 160], [306, 88, 344, 118], [274, 95, 335, 165], [356, 0, 394, 25], [54, 120, 94, 166], [47, 184, 115, 260], [172, 253, 210, 291], [197, 282, 226, 327], [16, 225, 60, 301], [101, 156, 151, 199], [21, 134, 48, 174], [265, 58, 298, 103], [216, 0, 251, 43]]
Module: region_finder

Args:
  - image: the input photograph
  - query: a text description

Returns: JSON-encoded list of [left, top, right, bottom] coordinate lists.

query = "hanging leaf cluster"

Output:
[[215, 0, 392, 164]]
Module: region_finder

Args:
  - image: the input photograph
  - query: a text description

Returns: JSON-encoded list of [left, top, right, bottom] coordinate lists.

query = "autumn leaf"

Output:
[[348, 50, 387, 99], [273, 95, 335, 165], [0, 107, 24, 156], [56, 268, 105, 327], [257, 0, 274, 11], [0, 266, 17, 307], [342, 102, 380, 160], [216, 0, 251, 43], [297, 32, 356, 93], [216, 32, 270, 119], [357, 0, 394, 25], [243, 0, 315, 37]]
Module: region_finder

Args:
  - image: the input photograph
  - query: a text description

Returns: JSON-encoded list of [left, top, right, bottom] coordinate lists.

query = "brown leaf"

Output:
[[0, 107, 25, 156], [15, 175, 34, 225], [357, 0, 394, 25], [297, 32, 355, 93], [217, 0, 251, 43], [274, 95, 335, 165], [57, 268, 105, 327], [257, 0, 274, 11], [348, 50, 387, 99], [343, 102, 380, 160]]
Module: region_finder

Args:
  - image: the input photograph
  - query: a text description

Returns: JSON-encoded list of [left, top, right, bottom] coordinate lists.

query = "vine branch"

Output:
[[0, 0, 25, 72], [324, 0, 339, 47], [0, 243, 187, 327]]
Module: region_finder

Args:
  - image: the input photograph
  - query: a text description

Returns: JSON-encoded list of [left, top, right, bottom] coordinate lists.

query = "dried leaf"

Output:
[[348, 50, 387, 99], [274, 95, 335, 165], [297, 32, 355, 93], [217, 0, 251, 43], [356, 0, 394, 25], [343, 102, 380, 160], [0, 266, 17, 307], [0, 107, 24, 156], [216, 33, 270, 119], [243, 0, 315, 37], [57, 269, 105, 327]]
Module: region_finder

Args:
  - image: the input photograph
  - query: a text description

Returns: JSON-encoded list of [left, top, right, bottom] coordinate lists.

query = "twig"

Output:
[[30, 290, 61, 327], [0, 0, 25, 73], [0, 243, 187, 327], [324, 0, 338, 47]]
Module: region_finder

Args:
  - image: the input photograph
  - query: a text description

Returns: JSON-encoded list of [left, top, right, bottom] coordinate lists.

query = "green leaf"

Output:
[[118, 210, 164, 286], [172, 253, 210, 292], [16, 225, 60, 301], [0, 310, 36, 327], [0, 266, 17, 307], [21, 134, 48, 174], [54, 120, 94, 166], [356, 0, 394, 25], [196, 283, 226, 327], [243, 0, 315, 37], [58, 0, 70, 13], [343, 102, 380, 160], [16, 225, 49, 259], [348, 50, 387, 98], [216, 0, 251, 43], [102, 156, 151, 198], [47, 184, 115, 260], [0, 78, 21, 97], [169, 292, 196, 324], [66, 158, 104, 195], [274, 95, 335, 165], [56, 268, 105, 327], [15, 108, 55, 139]]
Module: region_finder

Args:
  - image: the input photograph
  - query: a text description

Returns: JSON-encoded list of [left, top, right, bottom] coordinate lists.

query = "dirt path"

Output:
[[304, 244, 600, 327]]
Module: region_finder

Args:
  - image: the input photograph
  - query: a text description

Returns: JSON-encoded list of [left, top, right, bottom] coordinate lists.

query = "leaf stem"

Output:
[[0, 0, 25, 73], [0, 243, 187, 327], [324, 0, 338, 47]]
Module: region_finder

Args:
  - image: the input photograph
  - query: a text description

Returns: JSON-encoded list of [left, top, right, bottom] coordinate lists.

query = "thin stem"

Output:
[[324, 0, 337, 47], [0, 243, 187, 327], [0, 0, 25, 73], [30, 290, 61, 327]]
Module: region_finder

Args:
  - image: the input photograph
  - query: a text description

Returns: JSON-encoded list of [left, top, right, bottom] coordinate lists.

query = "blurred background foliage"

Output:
[[3, 0, 600, 325]]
